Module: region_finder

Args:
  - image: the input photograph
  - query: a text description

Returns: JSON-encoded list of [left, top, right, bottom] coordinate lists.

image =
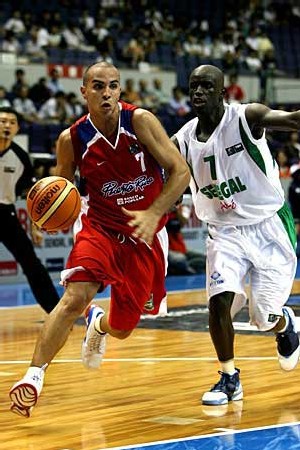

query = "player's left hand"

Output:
[[30, 222, 44, 246], [122, 207, 161, 245]]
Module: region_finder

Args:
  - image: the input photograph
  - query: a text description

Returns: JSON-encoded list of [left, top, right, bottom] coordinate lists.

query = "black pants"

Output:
[[0, 204, 60, 313]]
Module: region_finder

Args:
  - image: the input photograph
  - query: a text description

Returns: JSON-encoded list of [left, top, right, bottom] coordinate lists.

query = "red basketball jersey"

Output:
[[70, 101, 167, 235]]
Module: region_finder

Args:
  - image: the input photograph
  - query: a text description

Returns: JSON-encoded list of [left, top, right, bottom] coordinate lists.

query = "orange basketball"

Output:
[[26, 176, 81, 232]]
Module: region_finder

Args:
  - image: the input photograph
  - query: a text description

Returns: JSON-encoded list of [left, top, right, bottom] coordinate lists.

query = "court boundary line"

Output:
[[105, 421, 300, 450]]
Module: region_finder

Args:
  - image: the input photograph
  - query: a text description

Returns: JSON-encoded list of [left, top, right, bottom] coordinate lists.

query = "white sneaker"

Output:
[[9, 365, 46, 417], [201, 369, 243, 406], [81, 305, 106, 370]]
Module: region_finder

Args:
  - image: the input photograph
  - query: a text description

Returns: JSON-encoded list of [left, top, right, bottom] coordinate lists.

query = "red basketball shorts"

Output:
[[61, 218, 168, 330]]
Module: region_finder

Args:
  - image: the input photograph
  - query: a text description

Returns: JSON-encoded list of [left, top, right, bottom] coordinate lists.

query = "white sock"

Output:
[[94, 314, 106, 334], [220, 359, 236, 375], [26, 365, 46, 378]]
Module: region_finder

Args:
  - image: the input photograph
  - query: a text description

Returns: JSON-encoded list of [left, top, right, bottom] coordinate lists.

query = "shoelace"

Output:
[[86, 331, 105, 353], [212, 371, 238, 392]]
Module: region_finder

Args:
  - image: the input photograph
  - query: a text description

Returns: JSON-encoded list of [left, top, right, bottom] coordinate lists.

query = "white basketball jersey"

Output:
[[175, 103, 285, 226]]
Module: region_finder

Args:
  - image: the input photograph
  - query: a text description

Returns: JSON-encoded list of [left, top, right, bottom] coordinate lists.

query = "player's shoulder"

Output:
[[175, 116, 198, 139]]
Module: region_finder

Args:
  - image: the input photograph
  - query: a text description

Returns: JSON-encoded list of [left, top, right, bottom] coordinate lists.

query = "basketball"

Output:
[[26, 176, 81, 232]]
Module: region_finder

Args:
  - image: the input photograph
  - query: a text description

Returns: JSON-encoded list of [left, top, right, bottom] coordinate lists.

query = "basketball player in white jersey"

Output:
[[173, 65, 300, 406]]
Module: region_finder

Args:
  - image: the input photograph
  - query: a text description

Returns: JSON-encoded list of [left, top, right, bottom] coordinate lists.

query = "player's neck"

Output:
[[90, 114, 119, 140]]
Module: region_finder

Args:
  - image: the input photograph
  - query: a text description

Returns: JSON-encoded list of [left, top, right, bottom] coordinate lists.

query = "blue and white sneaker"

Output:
[[202, 368, 243, 406], [81, 305, 106, 370], [276, 307, 300, 371]]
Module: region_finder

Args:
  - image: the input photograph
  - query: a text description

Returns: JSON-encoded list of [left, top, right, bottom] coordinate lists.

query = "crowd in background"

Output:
[[0, 1, 299, 75], [0, 0, 300, 265]]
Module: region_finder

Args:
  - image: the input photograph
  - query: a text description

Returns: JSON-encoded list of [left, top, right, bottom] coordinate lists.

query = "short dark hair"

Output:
[[0, 107, 21, 124]]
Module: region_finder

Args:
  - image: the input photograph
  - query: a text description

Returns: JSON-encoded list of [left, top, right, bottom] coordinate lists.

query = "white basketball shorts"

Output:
[[206, 213, 297, 331]]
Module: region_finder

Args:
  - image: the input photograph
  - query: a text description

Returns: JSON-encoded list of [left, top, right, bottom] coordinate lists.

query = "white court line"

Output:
[[0, 356, 278, 365], [104, 421, 300, 450]]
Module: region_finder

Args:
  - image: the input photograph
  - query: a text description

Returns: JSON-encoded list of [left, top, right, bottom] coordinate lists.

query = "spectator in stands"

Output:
[[122, 35, 146, 68], [276, 148, 291, 178], [167, 86, 191, 117], [36, 24, 50, 50], [285, 131, 300, 163], [90, 18, 110, 50], [245, 49, 262, 73], [222, 50, 240, 74], [61, 20, 91, 51], [121, 78, 142, 105], [257, 32, 275, 60], [182, 34, 204, 57], [66, 92, 84, 121], [96, 36, 115, 64], [38, 91, 73, 124], [79, 9, 95, 39], [13, 86, 39, 125], [0, 86, 11, 108], [47, 68, 64, 95], [137, 79, 156, 110], [288, 163, 300, 257], [1, 30, 21, 56], [3, 10, 26, 36], [29, 77, 51, 107], [24, 26, 48, 62], [150, 78, 170, 109], [245, 27, 260, 52], [47, 24, 63, 49], [224, 74, 245, 103], [166, 204, 205, 275], [11, 69, 28, 97]]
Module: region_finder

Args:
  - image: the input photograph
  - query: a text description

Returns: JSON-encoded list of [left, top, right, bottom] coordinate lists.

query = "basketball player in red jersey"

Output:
[[9, 62, 190, 417]]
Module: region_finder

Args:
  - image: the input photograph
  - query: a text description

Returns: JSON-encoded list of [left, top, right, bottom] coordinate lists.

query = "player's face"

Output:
[[0, 113, 19, 141], [189, 70, 223, 115], [81, 66, 121, 116]]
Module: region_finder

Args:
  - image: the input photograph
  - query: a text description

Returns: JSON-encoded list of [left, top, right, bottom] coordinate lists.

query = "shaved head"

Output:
[[83, 62, 120, 86], [190, 65, 224, 90]]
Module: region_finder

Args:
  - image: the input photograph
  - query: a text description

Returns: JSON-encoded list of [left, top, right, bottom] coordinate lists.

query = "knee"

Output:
[[58, 293, 87, 318], [110, 329, 133, 340], [209, 293, 233, 318]]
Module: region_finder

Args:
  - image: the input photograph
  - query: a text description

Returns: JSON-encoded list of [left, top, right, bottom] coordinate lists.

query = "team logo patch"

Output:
[[4, 166, 15, 173], [225, 142, 244, 156], [210, 271, 224, 287], [128, 143, 140, 154]]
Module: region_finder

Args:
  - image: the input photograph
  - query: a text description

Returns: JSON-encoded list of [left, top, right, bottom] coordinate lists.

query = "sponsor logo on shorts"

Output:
[[210, 271, 224, 287], [268, 314, 282, 323]]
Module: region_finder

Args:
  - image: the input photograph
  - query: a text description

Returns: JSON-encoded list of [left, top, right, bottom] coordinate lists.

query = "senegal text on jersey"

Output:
[[200, 176, 247, 200]]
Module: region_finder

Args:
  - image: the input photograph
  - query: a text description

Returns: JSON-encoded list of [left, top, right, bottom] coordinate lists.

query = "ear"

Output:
[[80, 85, 86, 100]]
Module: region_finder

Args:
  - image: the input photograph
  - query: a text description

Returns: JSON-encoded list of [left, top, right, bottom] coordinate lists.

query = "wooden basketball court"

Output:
[[1, 282, 300, 449]]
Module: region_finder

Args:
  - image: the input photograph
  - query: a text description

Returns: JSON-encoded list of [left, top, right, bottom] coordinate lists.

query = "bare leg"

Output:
[[31, 281, 100, 367], [9, 281, 101, 416]]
